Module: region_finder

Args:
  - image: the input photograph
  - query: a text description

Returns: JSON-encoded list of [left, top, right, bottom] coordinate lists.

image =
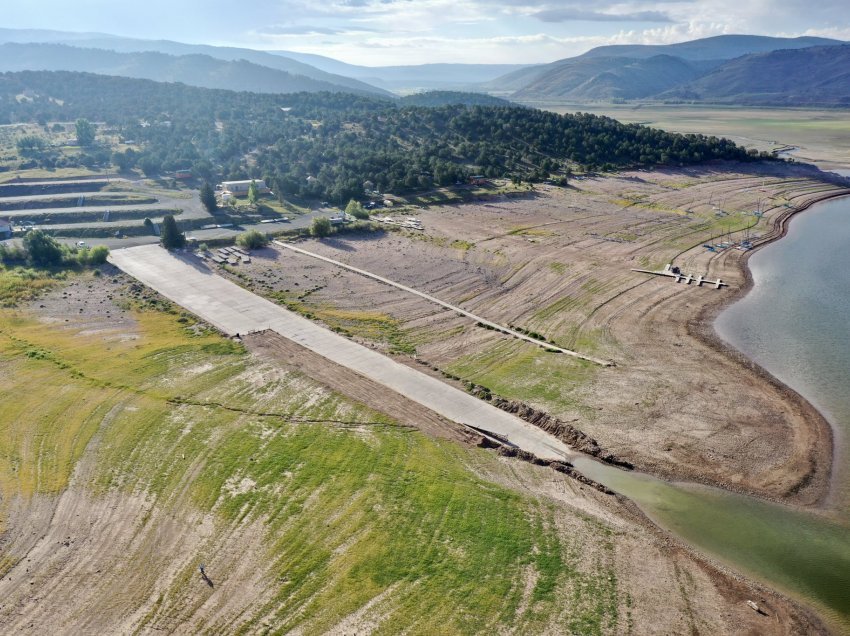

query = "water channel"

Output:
[[573, 195, 850, 631]]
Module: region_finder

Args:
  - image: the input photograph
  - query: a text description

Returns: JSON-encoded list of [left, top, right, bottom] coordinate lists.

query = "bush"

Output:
[[23, 230, 64, 266], [345, 199, 369, 220], [310, 217, 333, 238], [235, 229, 269, 250], [77, 245, 109, 266], [0, 243, 27, 264], [7, 231, 109, 268]]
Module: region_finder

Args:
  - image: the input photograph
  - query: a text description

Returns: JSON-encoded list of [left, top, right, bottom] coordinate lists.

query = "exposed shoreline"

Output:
[[690, 188, 850, 508]]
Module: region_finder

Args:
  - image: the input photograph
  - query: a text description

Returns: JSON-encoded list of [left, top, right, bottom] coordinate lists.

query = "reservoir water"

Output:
[[716, 195, 850, 512], [574, 195, 850, 631]]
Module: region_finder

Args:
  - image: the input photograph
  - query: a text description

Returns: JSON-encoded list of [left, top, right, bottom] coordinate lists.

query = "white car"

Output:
[[76, 241, 87, 247]]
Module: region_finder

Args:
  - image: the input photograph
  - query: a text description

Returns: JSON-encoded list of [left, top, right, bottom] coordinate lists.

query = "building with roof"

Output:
[[219, 180, 270, 195]]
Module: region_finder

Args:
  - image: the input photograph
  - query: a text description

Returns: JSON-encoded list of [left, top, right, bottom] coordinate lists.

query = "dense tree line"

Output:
[[0, 71, 769, 202], [0, 229, 108, 267]]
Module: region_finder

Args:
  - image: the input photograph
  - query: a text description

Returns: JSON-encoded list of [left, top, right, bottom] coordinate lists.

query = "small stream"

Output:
[[570, 195, 850, 631]]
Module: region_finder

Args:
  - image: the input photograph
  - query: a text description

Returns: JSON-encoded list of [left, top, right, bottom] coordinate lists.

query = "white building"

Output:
[[219, 180, 270, 195]]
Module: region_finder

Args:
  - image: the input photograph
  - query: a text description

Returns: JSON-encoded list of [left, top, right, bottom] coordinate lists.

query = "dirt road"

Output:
[[273, 239, 612, 366]]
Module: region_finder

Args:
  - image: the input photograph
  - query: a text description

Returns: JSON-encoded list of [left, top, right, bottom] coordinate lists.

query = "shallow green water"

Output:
[[573, 196, 850, 631], [573, 457, 850, 630]]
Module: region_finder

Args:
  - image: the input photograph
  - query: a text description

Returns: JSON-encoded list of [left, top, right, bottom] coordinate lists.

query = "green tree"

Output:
[[23, 230, 64, 266], [139, 155, 162, 177], [248, 180, 260, 205], [200, 182, 218, 213], [16, 135, 47, 156], [345, 199, 369, 220], [310, 217, 333, 238], [112, 149, 137, 172], [75, 118, 96, 147], [236, 229, 269, 250], [160, 214, 186, 250]]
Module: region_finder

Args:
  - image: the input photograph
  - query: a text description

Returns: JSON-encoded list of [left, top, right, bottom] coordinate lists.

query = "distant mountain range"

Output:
[[0, 29, 392, 97], [267, 51, 531, 92], [507, 55, 711, 100], [489, 35, 849, 106], [0, 28, 525, 95], [0, 29, 847, 107], [0, 42, 394, 98], [660, 45, 850, 107], [574, 34, 840, 61]]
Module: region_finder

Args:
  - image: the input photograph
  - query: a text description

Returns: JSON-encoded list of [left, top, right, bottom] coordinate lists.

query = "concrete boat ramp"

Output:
[[109, 244, 574, 461]]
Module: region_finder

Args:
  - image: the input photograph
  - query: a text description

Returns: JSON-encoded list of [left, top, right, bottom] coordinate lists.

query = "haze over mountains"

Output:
[[0, 28, 847, 107], [266, 51, 530, 92], [0, 29, 392, 97], [492, 35, 847, 103], [661, 45, 850, 106]]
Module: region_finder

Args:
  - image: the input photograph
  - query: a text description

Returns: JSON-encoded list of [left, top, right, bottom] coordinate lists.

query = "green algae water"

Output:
[[576, 196, 850, 631], [573, 456, 850, 631]]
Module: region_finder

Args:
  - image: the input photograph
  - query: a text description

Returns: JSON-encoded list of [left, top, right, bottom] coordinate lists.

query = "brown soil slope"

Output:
[[229, 162, 846, 504]]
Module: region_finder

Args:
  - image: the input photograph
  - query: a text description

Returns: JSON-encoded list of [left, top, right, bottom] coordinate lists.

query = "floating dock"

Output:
[[632, 264, 727, 289]]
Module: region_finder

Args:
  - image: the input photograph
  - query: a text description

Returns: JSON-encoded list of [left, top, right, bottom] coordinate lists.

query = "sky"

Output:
[[3, 0, 849, 66]]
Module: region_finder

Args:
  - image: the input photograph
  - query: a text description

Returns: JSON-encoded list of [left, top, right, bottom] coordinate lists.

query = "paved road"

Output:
[[274, 240, 613, 366], [109, 244, 575, 461]]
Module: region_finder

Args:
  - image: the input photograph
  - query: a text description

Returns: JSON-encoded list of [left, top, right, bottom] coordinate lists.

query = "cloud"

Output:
[[533, 8, 674, 23], [258, 25, 344, 36], [256, 24, 378, 36]]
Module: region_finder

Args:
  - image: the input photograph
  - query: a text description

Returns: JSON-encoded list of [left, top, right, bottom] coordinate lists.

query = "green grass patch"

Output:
[[0, 270, 624, 633], [0, 266, 64, 307], [446, 339, 596, 415]]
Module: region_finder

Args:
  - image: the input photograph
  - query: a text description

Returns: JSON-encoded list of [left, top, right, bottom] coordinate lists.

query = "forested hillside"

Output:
[[1, 71, 761, 202], [660, 45, 850, 106], [488, 34, 846, 104]]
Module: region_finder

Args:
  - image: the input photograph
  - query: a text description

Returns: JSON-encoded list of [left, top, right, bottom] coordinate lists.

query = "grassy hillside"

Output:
[[0, 266, 620, 633]]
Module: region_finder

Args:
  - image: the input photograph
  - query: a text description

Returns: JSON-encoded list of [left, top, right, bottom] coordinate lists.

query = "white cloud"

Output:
[[2, 0, 848, 65]]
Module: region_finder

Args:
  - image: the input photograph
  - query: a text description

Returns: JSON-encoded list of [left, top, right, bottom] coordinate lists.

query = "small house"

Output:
[[220, 180, 270, 195], [0, 218, 12, 239]]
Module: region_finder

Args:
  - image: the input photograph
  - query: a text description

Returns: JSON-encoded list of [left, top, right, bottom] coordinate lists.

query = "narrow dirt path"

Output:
[[273, 240, 613, 366]]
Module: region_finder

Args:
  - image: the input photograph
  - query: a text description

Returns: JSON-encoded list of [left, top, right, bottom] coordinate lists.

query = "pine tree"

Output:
[[248, 180, 260, 206], [160, 214, 186, 250], [75, 118, 96, 147], [200, 182, 217, 213]]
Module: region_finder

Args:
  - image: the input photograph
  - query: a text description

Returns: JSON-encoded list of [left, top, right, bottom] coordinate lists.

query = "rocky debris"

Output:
[[491, 397, 634, 470], [495, 446, 614, 494]]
